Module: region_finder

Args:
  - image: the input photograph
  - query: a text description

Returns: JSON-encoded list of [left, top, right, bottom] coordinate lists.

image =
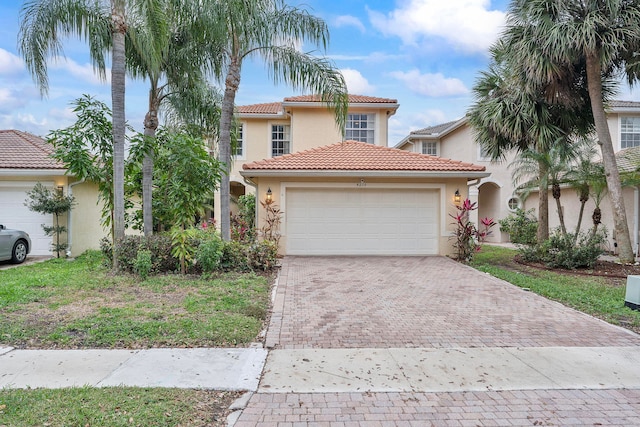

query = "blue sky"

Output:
[[1, 0, 639, 146]]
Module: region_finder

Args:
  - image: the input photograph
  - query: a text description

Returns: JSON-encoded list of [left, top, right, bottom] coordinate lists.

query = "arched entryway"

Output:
[[477, 181, 503, 242], [230, 181, 247, 215]]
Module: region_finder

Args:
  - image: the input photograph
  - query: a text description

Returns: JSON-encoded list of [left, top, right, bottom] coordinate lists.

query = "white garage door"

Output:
[[0, 182, 53, 256], [286, 187, 439, 255]]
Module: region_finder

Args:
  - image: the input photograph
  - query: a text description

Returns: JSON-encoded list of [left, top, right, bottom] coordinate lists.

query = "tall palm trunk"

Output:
[[585, 53, 634, 262], [219, 55, 241, 241], [143, 81, 160, 236], [111, 0, 127, 270], [552, 183, 567, 235], [574, 187, 589, 243], [537, 160, 549, 243]]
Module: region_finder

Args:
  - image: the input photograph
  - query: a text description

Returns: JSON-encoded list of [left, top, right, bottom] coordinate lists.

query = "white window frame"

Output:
[[620, 116, 640, 150], [507, 196, 520, 212], [233, 122, 245, 159], [477, 144, 492, 161], [345, 113, 376, 144], [271, 124, 291, 157], [421, 141, 438, 156]]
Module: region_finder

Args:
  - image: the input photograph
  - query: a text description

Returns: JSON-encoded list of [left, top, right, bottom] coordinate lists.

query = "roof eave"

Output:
[[0, 168, 67, 176], [240, 169, 490, 179]]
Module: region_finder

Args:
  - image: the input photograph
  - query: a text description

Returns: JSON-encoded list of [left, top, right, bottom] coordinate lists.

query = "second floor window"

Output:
[[421, 141, 437, 155], [271, 124, 290, 157], [345, 113, 375, 143], [233, 123, 244, 157], [621, 116, 640, 149]]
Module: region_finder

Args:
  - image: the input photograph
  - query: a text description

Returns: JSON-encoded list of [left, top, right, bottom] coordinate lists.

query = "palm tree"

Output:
[[201, 0, 349, 240], [18, 0, 139, 268], [125, 0, 223, 235], [502, 0, 640, 263], [563, 139, 600, 238], [468, 40, 593, 243]]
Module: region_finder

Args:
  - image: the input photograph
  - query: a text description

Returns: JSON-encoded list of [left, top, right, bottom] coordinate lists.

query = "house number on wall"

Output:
[[357, 178, 366, 187]]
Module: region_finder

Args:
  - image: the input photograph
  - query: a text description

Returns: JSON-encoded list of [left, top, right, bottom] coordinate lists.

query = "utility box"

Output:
[[625, 275, 640, 311]]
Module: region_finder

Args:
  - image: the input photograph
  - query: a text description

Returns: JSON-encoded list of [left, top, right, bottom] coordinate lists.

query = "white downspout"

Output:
[[66, 179, 85, 257], [635, 187, 639, 258]]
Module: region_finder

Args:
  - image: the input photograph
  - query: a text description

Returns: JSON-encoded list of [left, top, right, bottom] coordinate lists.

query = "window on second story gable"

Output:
[[233, 123, 244, 157], [421, 141, 437, 156], [345, 113, 375, 144], [621, 116, 640, 149], [271, 124, 290, 157]]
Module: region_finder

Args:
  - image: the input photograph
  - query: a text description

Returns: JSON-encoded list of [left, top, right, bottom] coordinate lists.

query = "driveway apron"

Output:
[[236, 256, 640, 426]]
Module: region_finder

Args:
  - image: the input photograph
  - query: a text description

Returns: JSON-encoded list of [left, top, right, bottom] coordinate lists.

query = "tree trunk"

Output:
[[537, 161, 549, 243], [143, 82, 160, 237], [111, 0, 127, 270], [219, 55, 241, 241], [553, 183, 567, 235], [585, 53, 634, 262], [575, 200, 586, 242]]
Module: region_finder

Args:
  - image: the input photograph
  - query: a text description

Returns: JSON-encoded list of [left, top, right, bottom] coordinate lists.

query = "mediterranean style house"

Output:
[[217, 94, 489, 256], [395, 100, 640, 254]]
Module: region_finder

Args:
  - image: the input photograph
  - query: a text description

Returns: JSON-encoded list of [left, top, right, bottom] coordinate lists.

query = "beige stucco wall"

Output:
[[247, 175, 470, 257], [67, 180, 108, 257]]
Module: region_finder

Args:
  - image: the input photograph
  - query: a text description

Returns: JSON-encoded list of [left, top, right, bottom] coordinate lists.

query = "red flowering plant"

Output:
[[450, 198, 496, 262]]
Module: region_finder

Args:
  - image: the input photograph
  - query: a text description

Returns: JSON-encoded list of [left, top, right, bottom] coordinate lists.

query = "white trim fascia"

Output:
[[0, 169, 66, 176], [240, 170, 490, 179], [278, 181, 448, 239]]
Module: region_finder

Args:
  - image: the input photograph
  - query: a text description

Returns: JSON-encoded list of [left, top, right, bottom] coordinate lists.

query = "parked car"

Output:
[[0, 224, 31, 263]]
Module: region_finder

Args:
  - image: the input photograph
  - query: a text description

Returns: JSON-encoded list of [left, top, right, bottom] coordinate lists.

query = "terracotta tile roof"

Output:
[[283, 94, 398, 104], [236, 102, 283, 114], [616, 146, 640, 173], [0, 129, 64, 170], [243, 140, 485, 172]]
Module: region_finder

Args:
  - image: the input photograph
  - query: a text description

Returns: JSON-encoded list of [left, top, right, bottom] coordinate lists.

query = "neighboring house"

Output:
[[395, 100, 640, 253], [220, 94, 489, 256], [0, 130, 107, 257]]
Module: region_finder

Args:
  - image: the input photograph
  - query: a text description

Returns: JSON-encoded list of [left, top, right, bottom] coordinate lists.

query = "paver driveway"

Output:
[[236, 256, 640, 426], [266, 256, 640, 349]]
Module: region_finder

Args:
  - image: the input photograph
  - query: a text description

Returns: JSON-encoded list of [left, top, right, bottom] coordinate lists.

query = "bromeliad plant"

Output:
[[450, 198, 496, 262]]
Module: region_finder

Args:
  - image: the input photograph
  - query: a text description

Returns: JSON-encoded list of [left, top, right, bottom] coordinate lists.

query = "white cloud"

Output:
[[0, 112, 50, 136], [49, 56, 110, 85], [368, 0, 505, 53], [389, 69, 468, 97], [0, 48, 25, 75], [341, 68, 375, 94], [334, 15, 366, 33], [0, 87, 35, 113], [388, 109, 450, 145]]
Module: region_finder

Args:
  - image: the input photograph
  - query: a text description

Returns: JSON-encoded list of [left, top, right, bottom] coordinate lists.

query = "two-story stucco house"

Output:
[[216, 94, 489, 256], [395, 100, 640, 253]]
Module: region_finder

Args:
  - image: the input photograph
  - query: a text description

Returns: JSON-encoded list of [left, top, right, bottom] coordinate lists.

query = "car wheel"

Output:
[[11, 240, 28, 264]]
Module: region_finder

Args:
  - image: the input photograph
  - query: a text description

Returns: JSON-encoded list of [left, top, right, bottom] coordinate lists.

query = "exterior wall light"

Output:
[[57, 185, 64, 196], [266, 187, 273, 205], [454, 189, 461, 205]]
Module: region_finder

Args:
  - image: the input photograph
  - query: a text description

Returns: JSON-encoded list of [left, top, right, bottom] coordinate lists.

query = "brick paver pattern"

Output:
[[236, 389, 640, 427], [238, 256, 640, 426], [267, 256, 640, 349]]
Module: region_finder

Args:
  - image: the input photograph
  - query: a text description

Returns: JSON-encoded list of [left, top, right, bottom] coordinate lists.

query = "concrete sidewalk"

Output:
[[0, 346, 267, 390]]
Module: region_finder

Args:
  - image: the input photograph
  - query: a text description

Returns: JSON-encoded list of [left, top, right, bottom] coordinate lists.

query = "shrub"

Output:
[[220, 241, 250, 272], [519, 229, 606, 269], [134, 249, 152, 280], [105, 235, 178, 274], [450, 198, 496, 262], [248, 240, 279, 271], [498, 208, 538, 245], [195, 235, 225, 273]]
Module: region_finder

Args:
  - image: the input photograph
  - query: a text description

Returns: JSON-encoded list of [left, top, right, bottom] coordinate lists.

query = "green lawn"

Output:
[[471, 245, 640, 332], [0, 387, 239, 427], [0, 251, 272, 349]]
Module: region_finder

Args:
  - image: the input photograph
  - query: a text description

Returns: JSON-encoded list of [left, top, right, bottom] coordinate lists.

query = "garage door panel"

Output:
[[286, 187, 439, 255], [0, 183, 54, 256]]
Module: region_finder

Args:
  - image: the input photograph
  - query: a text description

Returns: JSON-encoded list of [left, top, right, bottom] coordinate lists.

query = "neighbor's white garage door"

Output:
[[286, 187, 439, 255], [0, 182, 53, 256]]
